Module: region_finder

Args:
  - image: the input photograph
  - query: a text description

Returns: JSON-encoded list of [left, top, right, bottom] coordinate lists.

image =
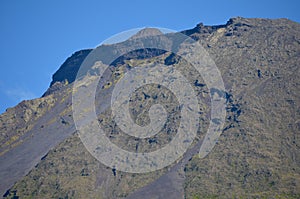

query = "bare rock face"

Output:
[[50, 49, 92, 87], [1, 17, 300, 198]]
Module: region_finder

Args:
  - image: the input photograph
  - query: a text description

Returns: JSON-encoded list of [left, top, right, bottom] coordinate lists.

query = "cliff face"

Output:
[[50, 49, 92, 87], [1, 17, 300, 198]]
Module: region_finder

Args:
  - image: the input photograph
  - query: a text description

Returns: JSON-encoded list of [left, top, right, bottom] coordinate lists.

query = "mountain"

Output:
[[1, 17, 300, 198]]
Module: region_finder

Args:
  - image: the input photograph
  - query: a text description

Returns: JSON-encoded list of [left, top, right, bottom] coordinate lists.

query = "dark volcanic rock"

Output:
[[50, 49, 92, 86]]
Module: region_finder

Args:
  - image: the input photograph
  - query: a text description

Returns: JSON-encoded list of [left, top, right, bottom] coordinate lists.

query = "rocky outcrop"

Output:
[[50, 49, 92, 86]]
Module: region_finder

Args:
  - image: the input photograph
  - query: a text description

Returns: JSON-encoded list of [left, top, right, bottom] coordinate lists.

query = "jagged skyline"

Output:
[[0, 0, 299, 113]]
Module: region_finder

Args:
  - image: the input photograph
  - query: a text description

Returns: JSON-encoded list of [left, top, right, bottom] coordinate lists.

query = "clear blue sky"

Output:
[[0, 0, 299, 113]]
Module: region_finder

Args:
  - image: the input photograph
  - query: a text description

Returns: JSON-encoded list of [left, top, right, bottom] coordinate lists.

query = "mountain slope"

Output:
[[1, 17, 300, 198]]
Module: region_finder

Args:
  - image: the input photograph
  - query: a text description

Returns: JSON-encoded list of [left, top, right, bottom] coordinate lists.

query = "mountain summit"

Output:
[[130, 27, 164, 40]]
